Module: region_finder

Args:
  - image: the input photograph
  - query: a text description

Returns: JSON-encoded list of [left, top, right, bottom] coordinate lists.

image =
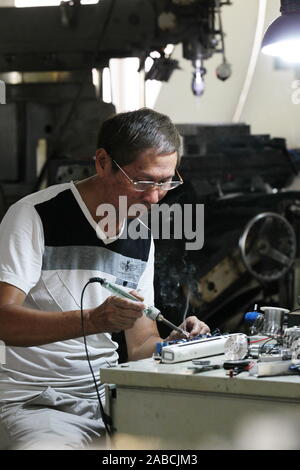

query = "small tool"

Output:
[[188, 360, 221, 373], [91, 277, 189, 338], [188, 364, 221, 374]]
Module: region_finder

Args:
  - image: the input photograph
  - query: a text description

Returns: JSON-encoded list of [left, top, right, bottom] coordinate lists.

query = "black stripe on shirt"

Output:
[[35, 189, 151, 262]]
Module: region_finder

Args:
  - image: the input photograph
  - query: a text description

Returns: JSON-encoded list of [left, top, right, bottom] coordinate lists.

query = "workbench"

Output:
[[100, 355, 300, 450]]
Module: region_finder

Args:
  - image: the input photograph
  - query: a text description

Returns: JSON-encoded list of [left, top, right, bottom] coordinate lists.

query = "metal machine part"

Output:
[[194, 249, 246, 304], [0, 0, 232, 94], [283, 326, 300, 347], [177, 123, 297, 195], [0, 1, 233, 204], [239, 212, 297, 283], [243, 308, 300, 372], [245, 310, 265, 335], [245, 312, 300, 369], [283, 326, 300, 363], [0, 78, 114, 206], [248, 340, 279, 358], [291, 339, 300, 364], [260, 305, 290, 337]]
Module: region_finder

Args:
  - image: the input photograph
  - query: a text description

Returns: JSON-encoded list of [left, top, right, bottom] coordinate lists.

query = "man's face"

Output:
[[106, 148, 178, 218]]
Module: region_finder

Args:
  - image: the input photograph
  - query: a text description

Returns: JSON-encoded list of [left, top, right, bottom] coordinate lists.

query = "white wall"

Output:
[[155, 0, 300, 149]]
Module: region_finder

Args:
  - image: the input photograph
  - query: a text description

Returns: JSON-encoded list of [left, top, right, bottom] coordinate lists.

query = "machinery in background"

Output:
[[154, 305, 300, 377], [0, 0, 232, 209], [0, 0, 231, 93], [152, 123, 300, 339], [0, 73, 114, 209], [177, 122, 297, 195]]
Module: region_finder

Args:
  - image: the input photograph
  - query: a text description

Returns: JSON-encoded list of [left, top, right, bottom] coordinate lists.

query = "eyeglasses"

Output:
[[112, 159, 184, 192]]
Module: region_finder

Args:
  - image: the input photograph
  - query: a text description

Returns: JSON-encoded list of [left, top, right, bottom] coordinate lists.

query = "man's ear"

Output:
[[94, 148, 112, 176]]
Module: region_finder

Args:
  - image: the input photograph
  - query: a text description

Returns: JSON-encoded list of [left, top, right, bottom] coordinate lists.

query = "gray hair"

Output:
[[97, 108, 181, 168]]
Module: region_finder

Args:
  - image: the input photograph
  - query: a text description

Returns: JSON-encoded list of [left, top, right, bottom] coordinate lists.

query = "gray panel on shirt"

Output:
[[42, 245, 146, 289]]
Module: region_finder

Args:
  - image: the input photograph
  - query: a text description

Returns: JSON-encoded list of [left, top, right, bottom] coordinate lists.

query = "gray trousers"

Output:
[[0, 387, 106, 450]]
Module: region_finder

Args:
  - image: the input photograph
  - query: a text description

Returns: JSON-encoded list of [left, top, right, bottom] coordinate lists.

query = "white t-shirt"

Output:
[[0, 182, 154, 402]]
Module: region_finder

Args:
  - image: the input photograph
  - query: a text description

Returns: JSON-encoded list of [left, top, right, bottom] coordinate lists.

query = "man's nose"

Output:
[[142, 187, 163, 205]]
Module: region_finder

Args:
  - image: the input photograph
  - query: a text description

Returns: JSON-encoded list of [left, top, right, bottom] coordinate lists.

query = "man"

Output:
[[0, 108, 209, 450]]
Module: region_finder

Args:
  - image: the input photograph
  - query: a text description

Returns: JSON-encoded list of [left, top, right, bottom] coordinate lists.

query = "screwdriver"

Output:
[[90, 277, 189, 338]]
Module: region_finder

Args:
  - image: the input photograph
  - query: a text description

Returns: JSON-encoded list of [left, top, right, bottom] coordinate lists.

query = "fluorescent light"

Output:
[[109, 58, 145, 113], [145, 79, 162, 109], [15, 0, 98, 7], [102, 67, 112, 104], [15, 1, 60, 5]]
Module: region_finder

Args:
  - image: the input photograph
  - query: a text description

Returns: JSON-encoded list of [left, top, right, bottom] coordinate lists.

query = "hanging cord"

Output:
[[233, 0, 267, 122], [80, 279, 114, 438]]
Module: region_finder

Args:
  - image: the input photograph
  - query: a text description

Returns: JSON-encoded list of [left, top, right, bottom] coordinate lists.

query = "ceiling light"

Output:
[[262, 0, 300, 63]]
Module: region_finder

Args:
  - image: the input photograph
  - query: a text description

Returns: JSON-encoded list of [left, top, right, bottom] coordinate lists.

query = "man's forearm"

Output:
[[128, 334, 163, 361], [0, 304, 93, 347]]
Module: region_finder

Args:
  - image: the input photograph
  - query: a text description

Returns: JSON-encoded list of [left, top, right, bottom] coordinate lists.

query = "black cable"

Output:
[[80, 279, 114, 437], [259, 336, 276, 355], [266, 339, 280, 355], [34, 0, 118, 191]]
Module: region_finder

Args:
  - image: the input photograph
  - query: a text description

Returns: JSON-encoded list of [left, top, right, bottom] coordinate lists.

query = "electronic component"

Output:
[[157, 333, 246, 364]]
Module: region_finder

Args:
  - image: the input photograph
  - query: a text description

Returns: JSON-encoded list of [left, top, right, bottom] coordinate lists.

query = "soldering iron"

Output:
[[89, 277, 189, 338]]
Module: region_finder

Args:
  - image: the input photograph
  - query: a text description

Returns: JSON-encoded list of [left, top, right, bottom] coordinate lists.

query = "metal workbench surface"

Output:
[[100, 355, 300, 401], [100, 355, 300, 449]]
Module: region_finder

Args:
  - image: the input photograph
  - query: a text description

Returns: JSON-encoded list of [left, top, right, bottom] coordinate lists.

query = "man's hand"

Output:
[[165, 316, 210, 341], [88, 295, 144, 334]]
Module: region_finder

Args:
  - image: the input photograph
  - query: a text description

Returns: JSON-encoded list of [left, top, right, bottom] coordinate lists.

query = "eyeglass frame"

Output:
[[111, 158, 184, 192]]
